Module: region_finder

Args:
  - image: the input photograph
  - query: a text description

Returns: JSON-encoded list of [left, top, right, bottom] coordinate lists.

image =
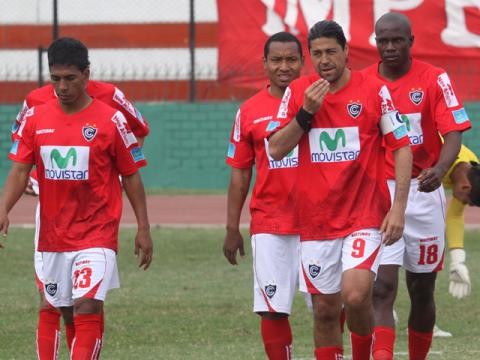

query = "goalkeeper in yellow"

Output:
[[444, 144, 480, 299]]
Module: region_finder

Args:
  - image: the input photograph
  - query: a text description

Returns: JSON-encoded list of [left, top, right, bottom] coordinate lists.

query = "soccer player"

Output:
[[0, 37, 153, 359], [12, 77, 150, 360], [223, 31, 304, 359], [444, 144, 480, 299], [363, 12, 471, 360], [267, 20, 412, 359]]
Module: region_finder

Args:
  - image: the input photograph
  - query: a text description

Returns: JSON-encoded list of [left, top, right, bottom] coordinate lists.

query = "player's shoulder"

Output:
[[411, 58, 445, 78], [25, 84, 55, 106], [360, 63, 379, 77], [241, 87, 275, 110], [87, 80, 116, 99], [290, 73, 320, 91], [352, 69, 385, 92]]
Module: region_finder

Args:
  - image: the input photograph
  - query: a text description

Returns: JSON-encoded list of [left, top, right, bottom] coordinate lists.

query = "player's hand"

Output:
[[24, 180, 36, 196], [223, 228, 245, 265], [417, 167, 445, 193], [303, 78, 329, 114], [380, 207, 405, 245], [134, 227, 153, 270], [449, 249, 471, 299]]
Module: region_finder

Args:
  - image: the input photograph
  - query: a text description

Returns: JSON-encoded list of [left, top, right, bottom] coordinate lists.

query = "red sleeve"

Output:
[[433, 72, 471, 135], [226, 107, 254, 169], [111, 111, 147, 176], [265, 84, 301, 137], [111, 87, 150, 138], [9, 107, 36, 164]]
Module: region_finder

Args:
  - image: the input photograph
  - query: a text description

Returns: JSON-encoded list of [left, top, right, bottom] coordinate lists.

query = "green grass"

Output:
[[1, 228, 479, 359]]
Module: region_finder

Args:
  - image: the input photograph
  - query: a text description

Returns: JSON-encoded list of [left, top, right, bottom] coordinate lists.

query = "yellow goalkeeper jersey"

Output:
[[443, 145, 479, 249]]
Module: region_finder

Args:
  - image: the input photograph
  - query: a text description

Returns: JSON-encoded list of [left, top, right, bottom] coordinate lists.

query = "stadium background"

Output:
[[0, 0, 479, 190]]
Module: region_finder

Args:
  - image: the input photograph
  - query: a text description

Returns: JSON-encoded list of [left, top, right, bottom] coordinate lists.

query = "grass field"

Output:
[[1, 227, 479, 359]]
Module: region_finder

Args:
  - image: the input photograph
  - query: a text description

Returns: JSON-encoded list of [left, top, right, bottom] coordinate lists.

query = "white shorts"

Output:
[[300, 229, 383, 294], [42, 248, 120, 307], [252, 233, 300, 314], [380, 179, 446, 273]]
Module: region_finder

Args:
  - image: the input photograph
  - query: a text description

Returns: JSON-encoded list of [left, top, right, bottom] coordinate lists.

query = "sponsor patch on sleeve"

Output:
[[10, 139, 19, 155], [266, 120, 280, 132], [380, 111, 408, 139], [130, 146, 145, 162], [112, 111, 138, 148], [437, 73, 459, 108], [227, 142, 236, 158], [452, 108, 469, 124]]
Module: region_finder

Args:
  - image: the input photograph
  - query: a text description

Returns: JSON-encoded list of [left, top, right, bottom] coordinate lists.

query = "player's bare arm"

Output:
[[0, 161, 33, 243], [223, 167, 252, 265], [418, 131, 461, 192], [122, 171, 153, 270], [381, 145, 412, 245]]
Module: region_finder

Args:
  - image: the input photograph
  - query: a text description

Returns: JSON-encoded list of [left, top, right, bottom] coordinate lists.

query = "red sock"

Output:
[[314, 346, 344, 359], [408, 328, 433, 360], [37, 308, 61, 360], [350, 332, 373, 360], [372, 327, 395, 360], [65, 322, 75, 351], [261, 317, 292, 360], [72, 314, 103, 360]]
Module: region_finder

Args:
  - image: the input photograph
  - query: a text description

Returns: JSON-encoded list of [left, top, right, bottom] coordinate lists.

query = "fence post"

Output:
[[189, 0, 196, 102], [52, 0, 59, 40]]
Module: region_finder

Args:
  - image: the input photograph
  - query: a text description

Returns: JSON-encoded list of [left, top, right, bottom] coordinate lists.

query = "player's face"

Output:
[[453, 177, 472, 205], [375, 22, 412, 68], [309, 37, 348, 84], [50, 64, 89, 106], [264, 41, 303, 93]]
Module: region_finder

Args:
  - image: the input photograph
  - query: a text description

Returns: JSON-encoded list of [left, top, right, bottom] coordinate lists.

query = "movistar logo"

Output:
[[51, 148, 77, 169], [319, 129, 346, 151], [400, 114, 411, 131]]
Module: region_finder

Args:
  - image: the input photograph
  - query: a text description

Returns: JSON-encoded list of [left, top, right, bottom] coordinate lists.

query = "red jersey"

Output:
[[12, 80, 149, 141], [363, 59, 471, 178], [271, 71, 410, 240], [226, 87, 298, 235], [9, 98, 147, 252]]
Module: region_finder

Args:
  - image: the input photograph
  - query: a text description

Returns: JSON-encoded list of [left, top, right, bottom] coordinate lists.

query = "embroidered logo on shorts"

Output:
[[309, 264, 321, 278], [265, 284, 277, 299], [347, 101, 362, 118], [45, 283, 58, 296]]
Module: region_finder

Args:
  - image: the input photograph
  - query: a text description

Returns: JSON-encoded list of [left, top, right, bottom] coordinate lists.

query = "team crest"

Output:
[[347, 102, 362, 118], [409, 89, 424, 105], [82, 125, 97, 141], [309, 264, 321, 278], [265, 284, 277, 299], [45, 283, 57, 296]]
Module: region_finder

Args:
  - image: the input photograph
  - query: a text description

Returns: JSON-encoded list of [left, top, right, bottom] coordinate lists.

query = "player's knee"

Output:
[[373, 278, 397, 303], [259, 312, 289, 320], [73, 298, 103, 314], [313, 303, 341, 325], [407, 272, 436, 302], [343, 288, 370, 311]]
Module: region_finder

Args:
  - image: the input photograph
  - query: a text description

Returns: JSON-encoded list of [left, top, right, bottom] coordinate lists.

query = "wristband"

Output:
[[295, 108, 314, 132]]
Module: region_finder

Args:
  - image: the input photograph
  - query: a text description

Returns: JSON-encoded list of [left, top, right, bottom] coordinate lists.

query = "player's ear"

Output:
[[409, 35, 414, 48], [83, 66, 90, 80]]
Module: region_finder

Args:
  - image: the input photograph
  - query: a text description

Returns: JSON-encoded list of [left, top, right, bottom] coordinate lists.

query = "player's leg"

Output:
[[403, 183, 446, 360], [34, 201, 62, 360], [70, 248, 119, 360], [61, 306, 75, 351], [371, 238, 404, 360], [252, 234, 299, 359], [300, 240, 344, 359], [37, 288, 61, 360], [342, 229, 383, 360]]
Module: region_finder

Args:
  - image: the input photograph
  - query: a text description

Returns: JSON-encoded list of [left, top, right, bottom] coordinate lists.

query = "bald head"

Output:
[[375, 12, 412, 37]]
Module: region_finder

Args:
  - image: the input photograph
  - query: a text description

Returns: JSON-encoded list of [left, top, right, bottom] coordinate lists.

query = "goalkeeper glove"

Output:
[[449, 248, 471, 299]]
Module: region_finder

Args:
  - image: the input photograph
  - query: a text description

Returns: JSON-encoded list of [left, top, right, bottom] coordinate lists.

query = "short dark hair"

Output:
[[48, 37, 90, 71], [468, 161, 480, 206], [308, 20, 346, 49], [264, 31, 303, 58]]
